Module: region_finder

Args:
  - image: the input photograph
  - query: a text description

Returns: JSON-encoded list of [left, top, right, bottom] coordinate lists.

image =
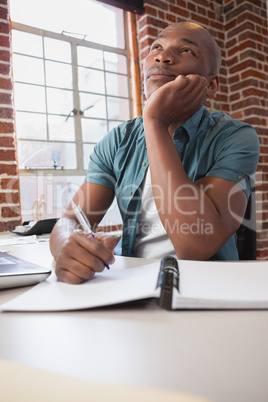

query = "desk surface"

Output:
[[0, 236, 268, 402]]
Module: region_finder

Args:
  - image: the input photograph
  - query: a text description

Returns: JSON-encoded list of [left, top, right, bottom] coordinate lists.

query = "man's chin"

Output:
[[145, 80, 174, 98]]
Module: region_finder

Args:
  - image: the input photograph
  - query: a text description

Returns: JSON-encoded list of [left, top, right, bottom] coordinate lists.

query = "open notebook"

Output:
[[0, 251, 51, 290], [1, 256, 268, 311]]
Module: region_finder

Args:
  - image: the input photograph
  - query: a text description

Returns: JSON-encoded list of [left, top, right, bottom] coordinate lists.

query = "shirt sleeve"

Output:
[[206, 122, 260, 198], [85, 125, 121, 190]]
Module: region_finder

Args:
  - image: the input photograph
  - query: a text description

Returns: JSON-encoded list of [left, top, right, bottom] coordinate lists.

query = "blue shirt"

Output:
[[86, 106, 260, 260]]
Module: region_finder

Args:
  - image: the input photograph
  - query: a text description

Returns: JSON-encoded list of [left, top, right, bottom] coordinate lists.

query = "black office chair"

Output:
[[236, 190, 256, 260]]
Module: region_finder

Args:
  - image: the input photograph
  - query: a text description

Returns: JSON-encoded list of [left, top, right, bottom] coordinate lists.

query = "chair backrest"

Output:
[[236, 190, 256, 260]]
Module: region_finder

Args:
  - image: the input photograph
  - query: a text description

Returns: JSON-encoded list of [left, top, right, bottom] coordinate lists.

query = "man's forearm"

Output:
[[143, 119, 246, 260]]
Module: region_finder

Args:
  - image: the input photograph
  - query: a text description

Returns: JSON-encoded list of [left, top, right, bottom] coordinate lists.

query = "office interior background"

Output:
[[0, 0, 267, 258]]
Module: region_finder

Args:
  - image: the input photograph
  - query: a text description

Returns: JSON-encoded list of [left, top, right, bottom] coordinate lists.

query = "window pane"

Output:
[[107, 97, 129, 120], [11, 0, 130, 177], [80, 93, 106, 119], [106, 73, 129, 97], [78, 67, 105, 94], [46, 88, 73, 115], [18, 141, 77, 169], [104, 52, 127, 74], [12, 30, 43, 57], [11, 0, 125, 48], [52, 176, 84, 209], [14, 83, 46, 112], [81, 118, 107, 143], [48, 115, 75, 141], [15, 112, 46, 140], [77, 47, 103, 69], [19, 175, 84, 222], [46, 60, 73, 89], [83, 143, 96, 170], [13, 54, 44, 85], [44, 37, 71, 63], [108, 120, 121, 131]]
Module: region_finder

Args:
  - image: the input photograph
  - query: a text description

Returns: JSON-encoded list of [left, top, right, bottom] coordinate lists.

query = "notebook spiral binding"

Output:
[[156, 256, 180, 310]]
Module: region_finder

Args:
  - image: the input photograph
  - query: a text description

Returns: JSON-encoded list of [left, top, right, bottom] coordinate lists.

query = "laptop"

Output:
[[0, 251, 51, 290]]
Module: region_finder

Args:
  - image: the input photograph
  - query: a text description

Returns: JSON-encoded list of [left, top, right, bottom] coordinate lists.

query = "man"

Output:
[[50, 21, 260, 284]]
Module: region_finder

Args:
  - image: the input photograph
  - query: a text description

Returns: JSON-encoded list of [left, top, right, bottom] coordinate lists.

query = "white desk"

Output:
[[0, 238, 268, 402]]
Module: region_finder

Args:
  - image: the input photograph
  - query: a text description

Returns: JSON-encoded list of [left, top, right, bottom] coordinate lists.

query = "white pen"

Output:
[[71, 200, 110, 270]]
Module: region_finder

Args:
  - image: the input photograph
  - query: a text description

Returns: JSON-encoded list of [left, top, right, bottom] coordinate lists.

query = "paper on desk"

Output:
[[2, 259, 268, 312], [0, 261, 161, 312], [0, 235, 38, 247]]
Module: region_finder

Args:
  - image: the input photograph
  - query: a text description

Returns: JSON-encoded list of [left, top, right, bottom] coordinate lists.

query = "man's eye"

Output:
[[150, 44, 162, 51], [181, 47, 196, 56]]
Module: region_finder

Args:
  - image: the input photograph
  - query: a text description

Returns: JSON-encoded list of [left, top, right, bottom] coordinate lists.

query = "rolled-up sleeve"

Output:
[[85, 126, 120, 190], [206, 122, 260, 198]]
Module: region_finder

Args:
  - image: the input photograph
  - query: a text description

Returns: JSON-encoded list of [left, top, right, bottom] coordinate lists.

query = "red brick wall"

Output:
[[137, 0, 268, 259], [223, 1, 268, 258], [0, 0, 21, 231]]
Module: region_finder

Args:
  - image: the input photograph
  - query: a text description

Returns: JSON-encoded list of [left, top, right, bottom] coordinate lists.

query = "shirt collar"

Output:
[[173, 106, 204, 141], [136, 106, 204, 143]]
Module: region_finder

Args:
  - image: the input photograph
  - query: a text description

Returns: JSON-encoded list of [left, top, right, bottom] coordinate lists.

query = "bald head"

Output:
[[160, 21, 222, 75], [144, 20, 221, 99]]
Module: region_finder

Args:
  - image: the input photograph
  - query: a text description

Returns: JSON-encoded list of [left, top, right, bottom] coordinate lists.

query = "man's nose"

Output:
[[154, 49, 175, 64]]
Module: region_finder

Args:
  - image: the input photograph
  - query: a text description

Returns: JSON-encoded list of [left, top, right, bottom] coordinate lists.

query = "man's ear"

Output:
[[207, 75, 219, 97]]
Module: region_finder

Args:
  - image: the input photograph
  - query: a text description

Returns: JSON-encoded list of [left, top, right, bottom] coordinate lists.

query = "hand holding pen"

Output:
[[71, 200, 111, 270]]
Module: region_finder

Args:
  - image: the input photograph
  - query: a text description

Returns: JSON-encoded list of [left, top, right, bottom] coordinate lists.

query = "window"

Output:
[[10, 0, 131, 222]]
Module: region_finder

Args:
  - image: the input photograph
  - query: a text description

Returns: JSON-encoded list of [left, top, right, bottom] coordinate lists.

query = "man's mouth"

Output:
[[147, 68, 177, 81]]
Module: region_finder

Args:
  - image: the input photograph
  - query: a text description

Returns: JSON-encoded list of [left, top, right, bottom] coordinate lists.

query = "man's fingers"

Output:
[[94, 231, 121, 252], [56, 263, 95, 284], [174, 74, 190, 88], [72, 230, 115, 265], [54, 230, 117, 284]]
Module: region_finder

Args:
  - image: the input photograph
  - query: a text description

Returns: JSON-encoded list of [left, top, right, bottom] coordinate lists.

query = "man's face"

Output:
[[144, 24, 213, 99]]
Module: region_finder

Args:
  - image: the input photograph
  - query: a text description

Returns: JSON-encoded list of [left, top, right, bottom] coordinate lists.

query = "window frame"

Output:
[[11, 15, 132, 177]]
